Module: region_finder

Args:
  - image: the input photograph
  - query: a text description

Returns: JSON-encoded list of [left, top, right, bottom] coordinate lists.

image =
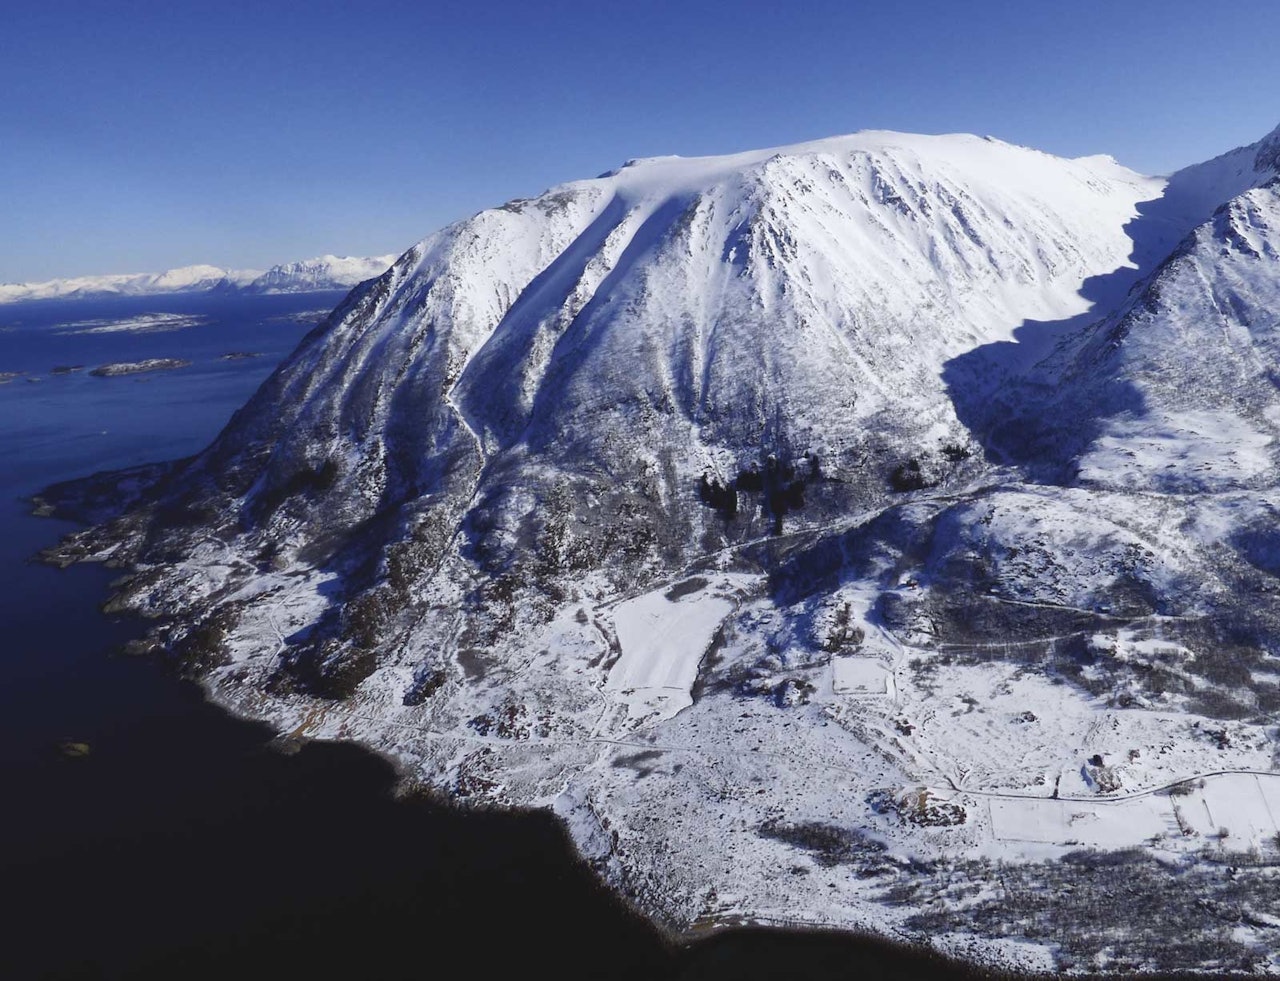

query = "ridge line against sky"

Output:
[[5, 0, 1279, 283]]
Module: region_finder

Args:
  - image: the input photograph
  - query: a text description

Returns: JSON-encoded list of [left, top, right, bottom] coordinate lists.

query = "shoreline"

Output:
[[29, 476, 1280, 978], [44, 511, 1022, 979]]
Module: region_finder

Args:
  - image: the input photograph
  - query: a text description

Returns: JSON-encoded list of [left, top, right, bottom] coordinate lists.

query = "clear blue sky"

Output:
[[5, 0, 1279, 282]]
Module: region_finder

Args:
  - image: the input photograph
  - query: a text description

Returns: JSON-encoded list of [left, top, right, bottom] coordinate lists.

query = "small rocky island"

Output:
[[89, 358, 192, 377]]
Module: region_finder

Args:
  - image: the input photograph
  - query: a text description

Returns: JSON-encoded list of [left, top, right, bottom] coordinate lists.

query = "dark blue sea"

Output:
[[0, 292, 976, 980]]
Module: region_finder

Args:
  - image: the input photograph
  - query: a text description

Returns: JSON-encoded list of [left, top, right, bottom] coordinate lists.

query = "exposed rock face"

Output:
[[38, 125, 1280, 975]]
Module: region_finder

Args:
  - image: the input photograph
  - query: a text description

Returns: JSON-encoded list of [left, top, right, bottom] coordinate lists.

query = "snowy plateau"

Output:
[[0, 254, 398, 303], [35, 124, 1280, 974]]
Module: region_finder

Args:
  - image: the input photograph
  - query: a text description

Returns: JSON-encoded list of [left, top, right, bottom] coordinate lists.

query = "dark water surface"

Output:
[[0, 294, 986, 980]]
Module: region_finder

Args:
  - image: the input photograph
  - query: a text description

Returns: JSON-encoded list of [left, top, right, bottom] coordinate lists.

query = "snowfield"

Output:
[[37, 120, 1280, 975], [605, 574, 756, 723], [988, 771, 1280, 849], [831, 656, 894, 696], [1077, 409, 1276, 492]]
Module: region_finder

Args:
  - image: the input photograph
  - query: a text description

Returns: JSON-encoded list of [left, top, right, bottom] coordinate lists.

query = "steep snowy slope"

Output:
[[1070, 180, 1280, 492], [961, 124, 1280, 485], [448, 134, 1158, 464], [1152, 121, 1280, 242], [37, 124, 1280, 975]]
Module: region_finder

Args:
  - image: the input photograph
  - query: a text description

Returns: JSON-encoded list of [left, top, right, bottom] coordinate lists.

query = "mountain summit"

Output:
[[240, 254, 400, 294], [39, 124, 1280, 974]]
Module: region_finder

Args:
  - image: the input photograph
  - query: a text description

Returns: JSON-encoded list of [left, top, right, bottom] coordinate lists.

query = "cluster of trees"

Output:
[[699, 451, 821, 534], [250, 457, 340, 522]]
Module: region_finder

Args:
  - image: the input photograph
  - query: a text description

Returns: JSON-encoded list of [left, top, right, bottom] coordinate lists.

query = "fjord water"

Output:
[[0, 293, 976, 980]]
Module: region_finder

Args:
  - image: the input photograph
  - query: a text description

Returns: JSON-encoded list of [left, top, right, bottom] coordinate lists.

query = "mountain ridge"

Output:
[[0, 253, 398, 304]]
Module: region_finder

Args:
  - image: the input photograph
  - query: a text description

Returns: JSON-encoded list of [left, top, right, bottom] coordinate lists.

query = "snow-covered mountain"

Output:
[[1056, 131, 1280, 493], [0, 264, 259, 303], [241, 253, 400, 294], [955, 122, 1280, 477], [0, 254, 397, 304], [37, 124, 1280, 975], [140, 132, 1166, 591]]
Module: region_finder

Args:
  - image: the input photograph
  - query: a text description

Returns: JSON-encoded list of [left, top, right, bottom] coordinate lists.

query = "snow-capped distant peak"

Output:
[[0, 253, 398, 304], [242, 254, 399, 294], [0, 264, 243, 304]]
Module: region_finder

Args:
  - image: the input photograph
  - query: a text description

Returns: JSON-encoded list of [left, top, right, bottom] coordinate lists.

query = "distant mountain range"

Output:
[[0, 253, 399, 304]]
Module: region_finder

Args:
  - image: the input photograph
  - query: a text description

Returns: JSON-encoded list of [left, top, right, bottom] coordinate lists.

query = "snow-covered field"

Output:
[[987, 773, 1280, 849], [604, 574, 756, 722], [832, 656, 894, 696]]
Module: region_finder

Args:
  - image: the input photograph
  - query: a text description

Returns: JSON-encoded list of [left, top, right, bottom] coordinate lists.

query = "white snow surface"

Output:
[[1077, 409, 1275, 492], [605, 573, 755, 723], [443, 131, 1165, 459], [1039, 138, 1280, 495]]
